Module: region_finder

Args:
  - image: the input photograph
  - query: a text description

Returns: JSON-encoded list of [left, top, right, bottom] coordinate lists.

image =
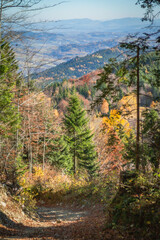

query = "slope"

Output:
[[32, 48, 123, 87]]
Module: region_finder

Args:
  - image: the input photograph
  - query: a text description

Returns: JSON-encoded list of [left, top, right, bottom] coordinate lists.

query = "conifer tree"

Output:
[[0, 39, 21, 181], [48, 136, 73, 173], [0, 39, 21, 137], [63, 94, 98, 176]]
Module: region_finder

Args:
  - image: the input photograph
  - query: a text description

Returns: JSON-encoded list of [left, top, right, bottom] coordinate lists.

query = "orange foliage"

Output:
[[69, 69, 102, 86], [101, 99, 109, 115], [94, 121, 125, 176], [77, 93, 90, 109], [58, 99, 69, 113], [118, 93, 137, 118], [94, 108, 132, 175]]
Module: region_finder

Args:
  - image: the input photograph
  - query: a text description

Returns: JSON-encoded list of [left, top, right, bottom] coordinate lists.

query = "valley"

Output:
[[31, 48, 124, 87], [14, 17, 156, 74], [1, 2, 160, 237]]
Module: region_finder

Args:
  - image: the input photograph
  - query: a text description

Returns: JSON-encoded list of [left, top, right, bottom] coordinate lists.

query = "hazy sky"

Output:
[[36, 0, 146, 21]]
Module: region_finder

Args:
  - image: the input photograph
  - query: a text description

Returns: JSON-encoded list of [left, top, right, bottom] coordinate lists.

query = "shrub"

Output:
[[107, 171, 160, 240]]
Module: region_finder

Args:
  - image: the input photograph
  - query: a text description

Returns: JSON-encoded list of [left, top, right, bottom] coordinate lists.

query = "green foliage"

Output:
[[93, 37, 160, 239], [142, 107, 160, 170], [122, 132, 136, 163], [14, 187, 37, 214], [63, 94, 98, 176], [15, 155, 28, 178], [93, 58, 123, 109], [47, 80, 96, 109], [107, 171, 160, 239], [48, 136, 73, 173], [0, 39, 21, 137], [76, 83, 89, 98], [32, 48, 121, 87]]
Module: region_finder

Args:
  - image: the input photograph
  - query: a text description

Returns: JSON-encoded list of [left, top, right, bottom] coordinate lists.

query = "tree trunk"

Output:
[[42, 126, 46, 171], [0, 0, 3, 51], [73, 130, 77, 175], [136, 46, 140, 171]]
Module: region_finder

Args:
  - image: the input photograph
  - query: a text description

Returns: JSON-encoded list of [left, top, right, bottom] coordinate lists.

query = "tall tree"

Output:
[[48, 135, 73, 173], [93, 45, 159, 172], [63, 94, 98, 176], [0, 39, 21, 181], [142, 104, 160, 170], [0, 39, 20, 138]]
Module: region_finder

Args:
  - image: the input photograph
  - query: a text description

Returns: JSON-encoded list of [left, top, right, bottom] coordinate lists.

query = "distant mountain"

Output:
[[15, 29, 122, 73], [15, 18, 159, 73], [32, 47, 124, 88], [31, 18, 158, 34]]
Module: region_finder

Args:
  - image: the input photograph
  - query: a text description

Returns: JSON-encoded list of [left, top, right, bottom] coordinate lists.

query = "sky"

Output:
[[34, 0, 146, 21]]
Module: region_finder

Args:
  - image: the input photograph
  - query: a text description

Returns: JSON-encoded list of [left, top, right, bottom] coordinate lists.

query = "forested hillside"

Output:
[[31, 48, 123, 87], [0, 0, 160, 240], [15, 17, 157, 72]]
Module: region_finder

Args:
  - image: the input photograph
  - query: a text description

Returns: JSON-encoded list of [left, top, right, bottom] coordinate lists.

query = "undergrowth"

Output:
[[15, 164, 119, 209], [106, 170, 160, 240]]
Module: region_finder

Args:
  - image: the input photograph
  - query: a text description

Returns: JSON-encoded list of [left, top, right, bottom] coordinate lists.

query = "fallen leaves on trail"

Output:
[[0, 204, 120, 240]]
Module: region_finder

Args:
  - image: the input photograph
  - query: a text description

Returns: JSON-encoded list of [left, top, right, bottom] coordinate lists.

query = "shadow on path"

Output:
[[0, 207, 111, 240], [37, 206, 88, 222]]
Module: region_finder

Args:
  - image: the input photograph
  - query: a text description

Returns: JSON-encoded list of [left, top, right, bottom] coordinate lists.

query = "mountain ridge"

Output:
[[31, 17, 157, 33], [32, 47, 123, 87]]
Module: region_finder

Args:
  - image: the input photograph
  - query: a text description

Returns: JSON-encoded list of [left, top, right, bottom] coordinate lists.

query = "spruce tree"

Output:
[[0, 39, 21, 181], [63, 94, 98, 176], [48, 135, 73, 173], [0, 39, 20, 137]]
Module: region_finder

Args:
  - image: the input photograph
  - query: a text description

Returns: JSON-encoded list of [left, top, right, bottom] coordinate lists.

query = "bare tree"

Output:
[[0, 0, 65, 183], [0, 0, 65, 60], [136, 0, 160, 22]]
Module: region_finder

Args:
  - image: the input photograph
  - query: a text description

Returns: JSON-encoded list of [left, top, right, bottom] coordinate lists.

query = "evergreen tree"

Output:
[[0, 39, 21, 181], [142, 107, 160, 170], [63, 94, 98, 176], [0, 39, 21, 137], [48, 136, 73, 173], [93, 47, 160, 172]]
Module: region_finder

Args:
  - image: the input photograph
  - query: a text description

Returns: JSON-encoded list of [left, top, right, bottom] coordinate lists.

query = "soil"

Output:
[[0, 203, 120, 240]]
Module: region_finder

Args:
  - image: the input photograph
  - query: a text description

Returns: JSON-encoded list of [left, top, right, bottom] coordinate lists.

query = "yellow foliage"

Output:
[[145, 68, 149, 74], [103, 109, 131, 137], [33, 166, 44, 178], [53, 109, 59, 118], [17, 164, 89, 205], [150, 101, 160, 109], [151, 101, 156, 108], [118, 93, 137, 116], [18, 177, 26, 187]]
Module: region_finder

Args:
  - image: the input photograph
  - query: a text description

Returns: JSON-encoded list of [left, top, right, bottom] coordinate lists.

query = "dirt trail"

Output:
[[37, 206, 88, 223], [0, 204, 118, 240]]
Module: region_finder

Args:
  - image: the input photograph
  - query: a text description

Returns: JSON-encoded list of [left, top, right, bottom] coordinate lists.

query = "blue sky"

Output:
[[36, 0, 146, 21]]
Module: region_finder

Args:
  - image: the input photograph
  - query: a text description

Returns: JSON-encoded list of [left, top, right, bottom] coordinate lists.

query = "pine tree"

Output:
[[63, 94, 98, 176]]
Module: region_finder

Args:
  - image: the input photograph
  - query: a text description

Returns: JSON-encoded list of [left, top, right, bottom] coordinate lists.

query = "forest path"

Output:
[[37, 205, 88, 223], [0, 204, 118, 240]]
